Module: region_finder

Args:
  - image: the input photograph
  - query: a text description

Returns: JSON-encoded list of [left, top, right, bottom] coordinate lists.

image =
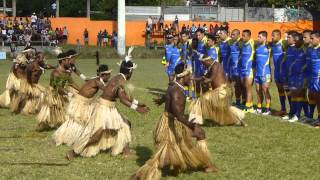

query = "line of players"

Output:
[[162, 28, 320, 126]]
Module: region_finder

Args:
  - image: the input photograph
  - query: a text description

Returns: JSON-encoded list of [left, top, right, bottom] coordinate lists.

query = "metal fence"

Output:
[[126, 5, 318, 22]]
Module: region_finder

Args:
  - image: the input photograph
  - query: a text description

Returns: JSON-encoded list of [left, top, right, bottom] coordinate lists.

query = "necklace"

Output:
[[99, 77, 106, 86], [174, 81, 185, 91], [119, 73, 126, 81]]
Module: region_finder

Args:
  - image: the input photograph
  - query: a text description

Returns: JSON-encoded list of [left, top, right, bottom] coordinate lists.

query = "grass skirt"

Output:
[[9, 78, 29, 113], [53, 94, 93, 146], [0, 90, 11, 108], [36, 87, 68, 130], [189, 84, 245, 125], [0, 72, 21, 108], [72, 98, 131, 157], [134, 112, 212, 180], [21, 84, 45, 115]]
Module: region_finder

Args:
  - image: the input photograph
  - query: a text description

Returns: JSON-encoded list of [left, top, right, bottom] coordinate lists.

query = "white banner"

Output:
[[164, 14, 190, 21], [126, 6, 161, 16], [274, 8, 287, 22]]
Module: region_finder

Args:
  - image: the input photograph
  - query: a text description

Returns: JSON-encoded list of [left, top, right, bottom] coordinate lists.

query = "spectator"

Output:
[[111, 31, 117, 49], [58, 28, 63, 43], [214, 24, 219, 34], [191, 24, 197, 37], [158, 15, 164, 31], [24, 31, 32, 47], [51, 2, 57, 18], [174, 15, 179, 33], [186, 0, 190, 7], [209, 24, 214, 33], [102, 29, 108, 47], [31, 13, 37, 26], [147, 16, 152, 29], [97, 31, 102, 47], [62, 26, 68, 45], [145, 24, 152, 48], [203, 24, 208, 33], [152, 17, 156, 33], [76, 39, 81, 52], [84, 28, 89, 46], [181, 24, 186, 32], [1, 27, 7, 42], [10, 42, 17, 58]]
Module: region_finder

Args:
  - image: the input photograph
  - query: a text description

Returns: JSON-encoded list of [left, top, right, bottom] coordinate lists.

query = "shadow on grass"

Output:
[[162, 166, 208, 178], [146, 87, 166, 96], [135, 145, 153, 166]]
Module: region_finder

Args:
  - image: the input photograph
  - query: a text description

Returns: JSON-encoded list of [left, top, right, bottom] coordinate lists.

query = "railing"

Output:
[[126, 5, 318, 22]]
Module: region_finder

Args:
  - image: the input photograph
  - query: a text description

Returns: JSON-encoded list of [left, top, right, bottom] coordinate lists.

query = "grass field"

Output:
[[0, 58, 320, 180]]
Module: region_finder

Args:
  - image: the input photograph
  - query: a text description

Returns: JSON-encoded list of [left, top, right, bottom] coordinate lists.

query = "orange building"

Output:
[[50, 17, 319, 46]]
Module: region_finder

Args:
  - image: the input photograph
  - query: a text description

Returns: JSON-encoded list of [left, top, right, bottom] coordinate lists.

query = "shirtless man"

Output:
[[54, 64, 112, 146], [8, 47, 36, 112], [131, 63, 217, 180], [189, 55, 246, 126], [66, 59, 149, 160], [66, 49, 87, 81], [36, 52, 80, 131]]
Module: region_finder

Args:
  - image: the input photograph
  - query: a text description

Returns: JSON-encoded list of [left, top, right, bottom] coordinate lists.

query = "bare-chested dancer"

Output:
[[131, 63, 217, 180], [36, 52, 80, 131], [53, 64, 112, 146], [66, 49, 149, 160], [189, 55, 246, 126]]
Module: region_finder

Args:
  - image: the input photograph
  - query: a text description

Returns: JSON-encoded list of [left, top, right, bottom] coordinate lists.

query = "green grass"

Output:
[[0, 58, 320, 180]]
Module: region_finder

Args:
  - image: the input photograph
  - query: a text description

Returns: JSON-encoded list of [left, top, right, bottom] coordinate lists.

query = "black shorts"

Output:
[[63, 35, 68, 40]]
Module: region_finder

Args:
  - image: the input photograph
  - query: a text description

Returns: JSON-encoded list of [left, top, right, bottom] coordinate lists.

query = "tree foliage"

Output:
[[9, 0, 320, 18]]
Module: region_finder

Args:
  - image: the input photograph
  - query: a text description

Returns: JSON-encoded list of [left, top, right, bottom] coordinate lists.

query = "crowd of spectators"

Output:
[[82, 29, 118, 48], [185, 0, 218, 6], [145, 15, 229, 47], [0, 13, 69, 47]]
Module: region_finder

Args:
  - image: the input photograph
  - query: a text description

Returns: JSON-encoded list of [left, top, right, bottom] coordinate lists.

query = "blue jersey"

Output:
[[310, 46, 320, 81], [288, 47, 308, 88], [219, 38, 231, 74], [166, 45, 181, 75], [305, 45, 313, 79], [255, 43, 271, 77], [168, 46, 181, 68], [229, 39, 241, 77], [271, 40, 285, 74], [284, 45, 297, 81], [240, 39, 254, 77], [194, 39, 207, 76], [181, 41, 191, 63], [164, 44, 173, 64], [207, 46, 219, 62]]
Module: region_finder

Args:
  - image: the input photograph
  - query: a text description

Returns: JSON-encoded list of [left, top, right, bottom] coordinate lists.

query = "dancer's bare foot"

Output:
[[240, 120, 248, 127], [130, 174, 138, 180], [65, 150, 76, 161], [205, 164, 218, 173], [48, 139, 56, 145], [122, 147, 137, 159]]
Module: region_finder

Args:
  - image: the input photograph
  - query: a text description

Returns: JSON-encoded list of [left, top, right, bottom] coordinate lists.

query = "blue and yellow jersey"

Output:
[[271, 39, 286, 73], [229, 38, 241, 75], [240, 39, 255, 72], [180, 39, 192, 63], [219, 37, 231, 73], [207, 45, 219, 62], [168, 45, 181, 69], [194, 38, 207, 76], [304, 44, 313, 78], [310, 44, 320, 80], [284, 45, 297, 77], [162, 44, 173, 65], [289, 47, 307, 77], [255, 43, 271, 76]]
